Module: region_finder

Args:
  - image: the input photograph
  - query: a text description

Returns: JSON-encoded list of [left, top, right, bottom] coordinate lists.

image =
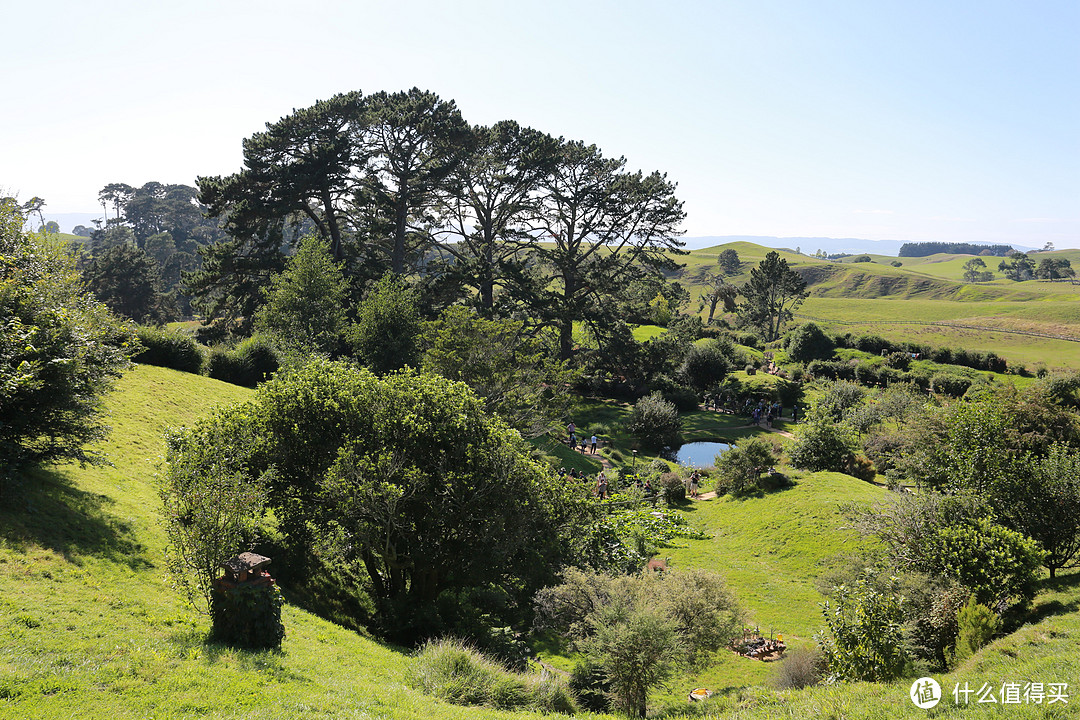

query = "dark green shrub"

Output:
[[786, 322, 835, 363], [931, 374, 972, 397], [659, 472, 685, 503], [205, 347, 247, 385], [854, 334, 890, 355], [735, 332, 760, 349], [569, 657, 611, 712], [625, 392, 682, 449], [661, 385, 699, 411], [852, 255, 872, 263], [133, 325, 203, 373], [206, 335, 280, 387], [210, 579, 285, 650], [854, 362, 881, 386], [716, 437, 777, 496], [884, 351, 911, 370], [788, 414, 857, 473], [236, 334, 280, 383], [679, 340, 733, 392]]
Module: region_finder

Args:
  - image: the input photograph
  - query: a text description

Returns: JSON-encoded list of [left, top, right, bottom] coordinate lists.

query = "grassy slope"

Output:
[[0, 366, 608, 720], [3, 366, 1078, 719]]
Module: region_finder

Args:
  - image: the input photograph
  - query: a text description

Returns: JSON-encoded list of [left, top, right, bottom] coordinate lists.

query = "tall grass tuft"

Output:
[[772, 646, 825, 690], [411, 638, 577, 713]]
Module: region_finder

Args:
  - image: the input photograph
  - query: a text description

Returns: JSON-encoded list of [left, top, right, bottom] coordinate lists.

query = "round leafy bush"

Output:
[[786, 322, 835, 363], [679, 340, 733, 392], [625, 392, 682, 450], [659, 472, 686, 503]]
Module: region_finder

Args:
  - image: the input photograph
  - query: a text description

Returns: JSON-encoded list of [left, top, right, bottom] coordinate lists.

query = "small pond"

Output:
[[667, 440, 731, 468]]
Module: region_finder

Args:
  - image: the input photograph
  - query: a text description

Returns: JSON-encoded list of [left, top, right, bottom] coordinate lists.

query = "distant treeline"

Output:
[[898, 242, 1014, 257]]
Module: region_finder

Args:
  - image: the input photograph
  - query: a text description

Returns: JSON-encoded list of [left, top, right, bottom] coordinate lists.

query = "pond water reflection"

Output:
[[667, 441, 731, 468]]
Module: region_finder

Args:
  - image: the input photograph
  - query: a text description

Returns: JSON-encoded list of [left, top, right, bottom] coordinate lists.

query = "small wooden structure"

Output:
[[220, 552, 272, 584]]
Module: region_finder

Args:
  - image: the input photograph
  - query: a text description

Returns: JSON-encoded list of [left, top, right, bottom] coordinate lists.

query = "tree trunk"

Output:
[[393, 185, 409, 275], [321, 186, 344, 261]]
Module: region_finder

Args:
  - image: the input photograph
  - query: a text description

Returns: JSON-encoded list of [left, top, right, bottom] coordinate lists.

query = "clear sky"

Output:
[[4, 0, 1078, 246]]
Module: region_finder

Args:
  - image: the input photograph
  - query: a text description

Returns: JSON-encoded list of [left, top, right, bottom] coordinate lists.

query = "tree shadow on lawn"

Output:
[[168, 626, 311, 683], [1022, 571, 1080, 625], [0, 465, 152, 571]]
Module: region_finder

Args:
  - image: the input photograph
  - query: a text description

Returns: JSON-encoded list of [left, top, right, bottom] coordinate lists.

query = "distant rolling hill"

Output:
[[673, 241, 1080, 370]]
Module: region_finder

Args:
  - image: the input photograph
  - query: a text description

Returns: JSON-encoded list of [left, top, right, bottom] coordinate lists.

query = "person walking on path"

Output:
[[590, 434, 598, 454]]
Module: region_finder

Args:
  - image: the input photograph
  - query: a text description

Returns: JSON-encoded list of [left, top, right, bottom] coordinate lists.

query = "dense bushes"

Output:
[[133, 325, 203, 373], [534, 568, 743, 718], [832, 333, 1008, 374], [787, 413, 858, 474], [0, 203, 134, 486], [163, 360, 583, 644], [785, 322, 835, 363], [715, 438, 779, 496], [678, 339, 733, 392], [206, 335, 280, 387], [818, 576, 908, 682]]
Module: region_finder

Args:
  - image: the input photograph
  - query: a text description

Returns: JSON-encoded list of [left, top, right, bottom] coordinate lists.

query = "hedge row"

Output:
[[806, 359, 972, 397], [132, 326, 279, 388], [831, 333, 1008, 374]]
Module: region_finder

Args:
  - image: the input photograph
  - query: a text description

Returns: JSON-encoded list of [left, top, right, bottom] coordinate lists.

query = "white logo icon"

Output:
[[910, 677, 941, 709]]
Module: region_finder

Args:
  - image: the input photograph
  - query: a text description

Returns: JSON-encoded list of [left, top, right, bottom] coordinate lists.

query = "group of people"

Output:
[[748, 400, 784, 428], [566, 421, 599, 454]]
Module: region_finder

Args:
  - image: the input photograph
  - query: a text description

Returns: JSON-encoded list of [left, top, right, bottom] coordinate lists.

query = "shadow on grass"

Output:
[[169, 626, 311, 683], [0, 466, 152, 571], [718, 475, 800, 502], [1021, 571, 1080, 625]]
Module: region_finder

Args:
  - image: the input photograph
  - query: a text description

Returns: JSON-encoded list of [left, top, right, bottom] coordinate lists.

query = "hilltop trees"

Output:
[[737, 251, 808, 342], [434, 120, 558, 312], [82, 243, 174, 323], [193, 90, 687, 355], [1035, 257, 1074, 281], [961, 257, 993, 283], [998, 252, 1035, 281], [528, 140, 687, 359]]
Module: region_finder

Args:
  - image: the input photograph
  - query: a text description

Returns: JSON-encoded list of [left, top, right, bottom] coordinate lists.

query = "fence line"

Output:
[[793, 314, 1080, 344]]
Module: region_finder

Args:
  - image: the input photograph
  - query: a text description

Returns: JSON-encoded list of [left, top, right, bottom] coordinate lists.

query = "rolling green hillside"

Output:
[[2, 365, 1078, 718], [674, 242, 1080, 370]]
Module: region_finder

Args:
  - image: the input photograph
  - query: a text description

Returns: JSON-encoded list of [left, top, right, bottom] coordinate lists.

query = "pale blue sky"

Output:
[[4, 0, 1077, 246]]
